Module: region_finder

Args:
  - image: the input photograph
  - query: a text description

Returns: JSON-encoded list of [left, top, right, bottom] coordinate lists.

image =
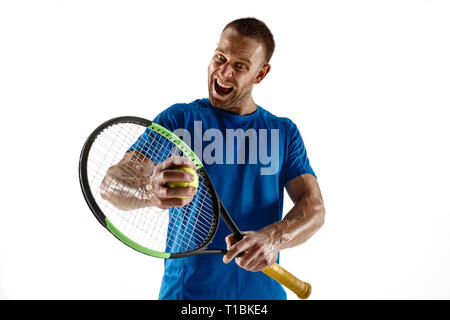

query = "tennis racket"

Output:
[[79, 116, 311, 299]]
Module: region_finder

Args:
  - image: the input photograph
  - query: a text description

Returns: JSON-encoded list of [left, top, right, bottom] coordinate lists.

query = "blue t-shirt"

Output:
[[152, 98, 315, 300]]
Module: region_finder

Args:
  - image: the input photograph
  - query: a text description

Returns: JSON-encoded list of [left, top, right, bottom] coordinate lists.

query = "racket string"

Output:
[[87, 122, 217, 254]]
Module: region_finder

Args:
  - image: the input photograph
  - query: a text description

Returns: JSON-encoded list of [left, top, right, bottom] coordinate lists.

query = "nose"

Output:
[[218, 62, 234, 79]]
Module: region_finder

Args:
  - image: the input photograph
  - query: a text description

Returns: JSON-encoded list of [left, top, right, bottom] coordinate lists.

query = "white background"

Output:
[[1, 0, 449, 300]]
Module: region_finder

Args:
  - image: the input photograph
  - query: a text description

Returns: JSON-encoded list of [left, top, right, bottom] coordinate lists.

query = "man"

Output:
[[102, 17, 325, 299]]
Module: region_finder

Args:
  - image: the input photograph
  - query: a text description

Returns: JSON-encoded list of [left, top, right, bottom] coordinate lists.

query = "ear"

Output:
[[254, 64, 271, 84]]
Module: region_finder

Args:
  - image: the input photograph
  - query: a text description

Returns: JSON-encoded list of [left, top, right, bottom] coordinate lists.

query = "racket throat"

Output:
[[170, 248, 227, 258], [218, 200, 244, 241]]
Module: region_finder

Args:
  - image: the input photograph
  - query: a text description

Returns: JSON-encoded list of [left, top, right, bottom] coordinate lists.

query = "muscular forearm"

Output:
[[264, 194, 325, 250], [223, 174, 324, 271], [223, 194, 325, 271]]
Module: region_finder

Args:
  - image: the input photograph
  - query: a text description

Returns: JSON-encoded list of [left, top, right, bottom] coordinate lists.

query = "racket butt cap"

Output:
[[297, 282, 312, 299], [262, 263, 312, 300]]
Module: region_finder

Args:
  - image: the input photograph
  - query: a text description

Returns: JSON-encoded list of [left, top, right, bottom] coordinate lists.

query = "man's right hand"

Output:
[[145, 156, 198, 209]]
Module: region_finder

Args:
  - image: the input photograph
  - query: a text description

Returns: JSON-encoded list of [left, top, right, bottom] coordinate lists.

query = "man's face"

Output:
[[208, 28, 268, 113]]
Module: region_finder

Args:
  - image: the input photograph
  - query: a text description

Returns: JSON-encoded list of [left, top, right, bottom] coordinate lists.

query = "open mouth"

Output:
[[214, 78, 234, 96]]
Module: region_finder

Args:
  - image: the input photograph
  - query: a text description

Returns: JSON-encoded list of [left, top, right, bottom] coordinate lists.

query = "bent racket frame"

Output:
[[79, 116, 311, 299]]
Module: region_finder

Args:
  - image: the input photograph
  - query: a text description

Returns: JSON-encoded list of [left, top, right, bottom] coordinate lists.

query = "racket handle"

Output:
[[262, 263, 312, 299]]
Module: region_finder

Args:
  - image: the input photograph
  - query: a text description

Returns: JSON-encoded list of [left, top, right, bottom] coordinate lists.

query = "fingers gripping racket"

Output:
[[79, 116, 311, 299]]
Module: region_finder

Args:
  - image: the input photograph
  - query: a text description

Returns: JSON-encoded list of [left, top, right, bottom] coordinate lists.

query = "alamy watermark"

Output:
[[173, 121, 279, 175]]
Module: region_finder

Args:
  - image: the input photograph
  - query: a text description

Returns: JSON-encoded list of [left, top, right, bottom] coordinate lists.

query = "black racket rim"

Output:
[[78, 116, 224, 259], [79, 116, 152, 228]]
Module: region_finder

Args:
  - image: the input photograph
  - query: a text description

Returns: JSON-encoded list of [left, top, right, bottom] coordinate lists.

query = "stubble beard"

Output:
[[208, 73, 254, 113]]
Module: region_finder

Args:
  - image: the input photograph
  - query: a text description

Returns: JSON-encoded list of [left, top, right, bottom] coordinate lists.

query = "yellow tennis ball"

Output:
[[167, 167, 199, 190]]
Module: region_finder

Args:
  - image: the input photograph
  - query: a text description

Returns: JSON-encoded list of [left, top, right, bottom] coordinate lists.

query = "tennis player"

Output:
[[103, 17, 325, 300]]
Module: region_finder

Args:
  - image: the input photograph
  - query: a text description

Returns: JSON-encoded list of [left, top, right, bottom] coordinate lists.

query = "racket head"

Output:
[[79, 116, 221, 259]]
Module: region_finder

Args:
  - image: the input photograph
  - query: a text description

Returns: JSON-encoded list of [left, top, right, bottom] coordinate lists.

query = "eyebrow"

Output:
[[216, 47, 252, 65]]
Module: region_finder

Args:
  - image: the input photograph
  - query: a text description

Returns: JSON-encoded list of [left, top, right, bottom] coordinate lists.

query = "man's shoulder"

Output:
[[258, 105, 295, 128], [154, 98, 208, 128], [163, 98, 208, 115]]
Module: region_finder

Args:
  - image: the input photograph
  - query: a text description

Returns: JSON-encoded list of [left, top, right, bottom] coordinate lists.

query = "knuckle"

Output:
[[156, 187, 168, 198], [162, 187, 170, 197], [175, 198, 186, 207], [181, 198, 191, 206], [161, 170, 170, 180], [155, 198, 165, 208], [152, 172, 163, 185]]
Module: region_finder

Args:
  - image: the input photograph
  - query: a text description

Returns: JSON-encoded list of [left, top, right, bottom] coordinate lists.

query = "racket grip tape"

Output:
[[262, 263, 311, 299]]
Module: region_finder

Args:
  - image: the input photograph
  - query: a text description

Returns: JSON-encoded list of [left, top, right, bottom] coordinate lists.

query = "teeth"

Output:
[[217, 79, 233, 89]]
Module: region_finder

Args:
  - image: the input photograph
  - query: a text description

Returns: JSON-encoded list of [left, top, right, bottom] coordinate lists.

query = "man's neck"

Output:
[[225, 98, 257, 116]]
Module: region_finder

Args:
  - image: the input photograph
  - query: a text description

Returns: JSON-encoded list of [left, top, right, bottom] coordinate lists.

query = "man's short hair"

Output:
[[223, 17, 275, 64]]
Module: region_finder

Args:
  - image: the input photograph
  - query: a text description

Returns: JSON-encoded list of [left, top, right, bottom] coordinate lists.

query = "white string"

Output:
[[87, 122, 216, 254]]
